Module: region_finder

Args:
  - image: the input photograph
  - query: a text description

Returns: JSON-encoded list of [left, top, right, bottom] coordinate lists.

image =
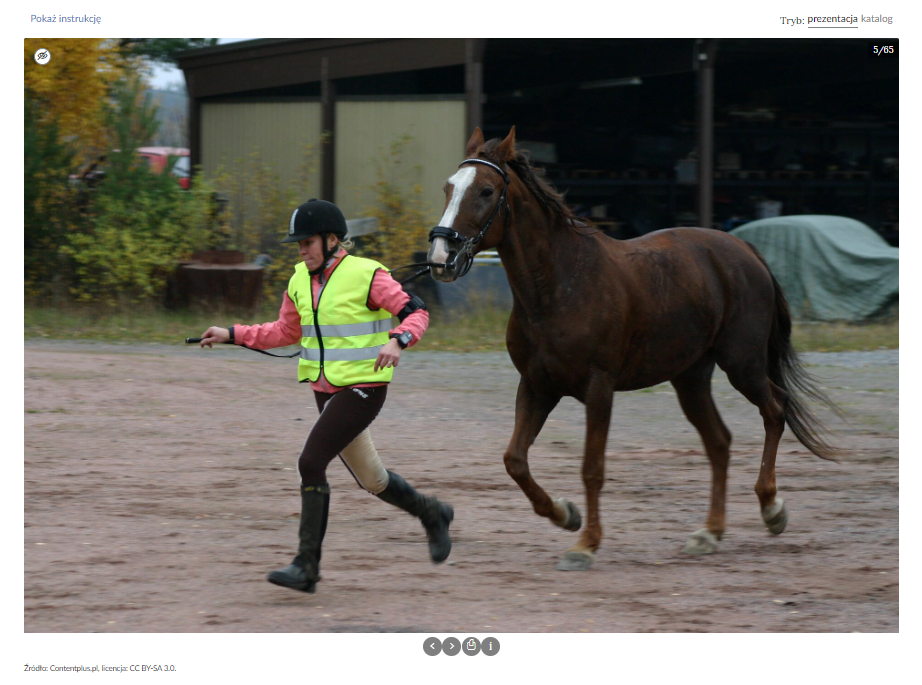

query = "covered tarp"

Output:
[[730, 215, 898, 321]]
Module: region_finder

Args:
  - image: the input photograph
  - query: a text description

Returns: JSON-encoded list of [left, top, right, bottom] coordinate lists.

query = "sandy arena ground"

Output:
[[24, 341, 898, 632]]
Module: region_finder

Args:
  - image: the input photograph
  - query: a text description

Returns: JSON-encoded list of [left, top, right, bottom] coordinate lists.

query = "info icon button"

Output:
[[462, 637, 481, 655], [482, 637, 500, 656]]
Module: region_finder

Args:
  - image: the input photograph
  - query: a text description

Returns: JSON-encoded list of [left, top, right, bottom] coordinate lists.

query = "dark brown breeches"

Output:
[[298, 386, 388, 486]]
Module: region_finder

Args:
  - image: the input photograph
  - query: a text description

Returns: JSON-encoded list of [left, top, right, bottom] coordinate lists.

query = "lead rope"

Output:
[[184, 338, 301, 358]]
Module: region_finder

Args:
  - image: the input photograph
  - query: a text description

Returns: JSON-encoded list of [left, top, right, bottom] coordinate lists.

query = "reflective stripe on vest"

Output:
[[300, 319, 392, 338], [300, 345, 386, 362]]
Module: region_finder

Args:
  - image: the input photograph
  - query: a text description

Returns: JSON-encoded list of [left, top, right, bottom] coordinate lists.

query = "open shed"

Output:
[[178, 38, 897, 238]]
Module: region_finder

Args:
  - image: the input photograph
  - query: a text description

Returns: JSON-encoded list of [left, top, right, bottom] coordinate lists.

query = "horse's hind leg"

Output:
[[671, 360, 732, 555], [753, 380, 789, 534], [723, 367, 790, 535], [503, 379, 575, 529]]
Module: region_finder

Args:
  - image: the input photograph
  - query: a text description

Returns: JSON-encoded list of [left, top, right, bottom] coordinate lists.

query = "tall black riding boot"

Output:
[[267, 484, 330, 593], [376, 470, 454, 563]]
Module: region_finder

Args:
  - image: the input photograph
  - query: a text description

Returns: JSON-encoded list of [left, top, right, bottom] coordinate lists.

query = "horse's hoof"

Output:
[[682, 528, 720, 555], [555, 550, 594, 571], [762, 497, 788, 535], [552, 498, 582, 532]]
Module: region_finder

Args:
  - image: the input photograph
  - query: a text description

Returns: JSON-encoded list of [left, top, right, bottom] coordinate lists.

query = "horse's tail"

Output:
[[746, 242, 842, 462]]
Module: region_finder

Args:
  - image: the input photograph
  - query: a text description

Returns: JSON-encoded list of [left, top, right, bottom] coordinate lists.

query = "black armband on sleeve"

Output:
[[397, 293, 427, 322]]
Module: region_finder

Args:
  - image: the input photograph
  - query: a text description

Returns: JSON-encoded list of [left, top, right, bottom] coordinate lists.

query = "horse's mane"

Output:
[[478, 139, 581, 227]]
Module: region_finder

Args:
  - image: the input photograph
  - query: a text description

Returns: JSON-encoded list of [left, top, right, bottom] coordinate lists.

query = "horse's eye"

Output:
[[481, 187, 494, 198]]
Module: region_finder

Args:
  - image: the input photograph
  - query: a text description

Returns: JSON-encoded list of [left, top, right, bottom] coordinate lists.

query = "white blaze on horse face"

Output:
[[440, 166, 477, 228], [431, 166, 477, 265]]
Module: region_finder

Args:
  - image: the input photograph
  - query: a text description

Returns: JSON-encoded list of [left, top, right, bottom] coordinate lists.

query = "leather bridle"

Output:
[[428, 158, 511, 278]]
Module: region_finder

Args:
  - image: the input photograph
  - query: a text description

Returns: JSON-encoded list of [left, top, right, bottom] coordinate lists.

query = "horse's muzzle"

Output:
[[427, 230, 472, 282], [430, 264, 456, 283], [433, 246, 472, 282]]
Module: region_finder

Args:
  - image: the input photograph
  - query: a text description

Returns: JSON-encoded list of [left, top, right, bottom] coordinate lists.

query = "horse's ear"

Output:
[[465, 128, 485, 157], [496, 126, 516, 163]]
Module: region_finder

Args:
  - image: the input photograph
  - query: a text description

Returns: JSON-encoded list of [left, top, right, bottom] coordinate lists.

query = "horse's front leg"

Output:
[[557, 373, 614, 571], [503, 379, 576, 529]]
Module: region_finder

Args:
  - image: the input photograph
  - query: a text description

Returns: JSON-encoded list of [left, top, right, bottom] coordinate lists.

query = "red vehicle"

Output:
[[73, 147, 191, 189], [136, 147, 191, 189]]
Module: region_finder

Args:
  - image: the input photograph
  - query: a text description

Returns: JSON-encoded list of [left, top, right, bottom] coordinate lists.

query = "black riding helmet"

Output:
[[282, 199, 348, 273]]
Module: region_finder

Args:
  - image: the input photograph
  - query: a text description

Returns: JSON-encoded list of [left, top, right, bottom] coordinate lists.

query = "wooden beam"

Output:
[[321, 56, 336, 203], [465, 39, 485, 138], [696, 39, 718, 229], [189, 97, 202, 175], [181, 39, 467, 99]]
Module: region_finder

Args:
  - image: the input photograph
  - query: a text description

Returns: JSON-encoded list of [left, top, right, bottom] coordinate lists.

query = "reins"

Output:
[[388, 261, 446, 285]]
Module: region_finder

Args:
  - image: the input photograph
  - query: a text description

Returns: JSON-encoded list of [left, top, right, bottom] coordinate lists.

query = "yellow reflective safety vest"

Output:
[[287, 255, 394, 386]]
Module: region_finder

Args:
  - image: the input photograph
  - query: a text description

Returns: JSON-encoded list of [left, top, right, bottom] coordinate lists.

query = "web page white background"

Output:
[[12, 4, 914, 682]]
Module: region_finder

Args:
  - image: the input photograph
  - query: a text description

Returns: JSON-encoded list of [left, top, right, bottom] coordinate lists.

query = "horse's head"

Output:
[[428, 127, 516, 282]]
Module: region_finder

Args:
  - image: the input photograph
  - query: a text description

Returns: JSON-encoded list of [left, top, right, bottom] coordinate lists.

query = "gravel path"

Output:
[[25, 342, 898, 632]]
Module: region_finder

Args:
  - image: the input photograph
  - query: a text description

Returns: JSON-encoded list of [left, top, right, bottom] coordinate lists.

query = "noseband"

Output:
[[428, 158, 511, 278]]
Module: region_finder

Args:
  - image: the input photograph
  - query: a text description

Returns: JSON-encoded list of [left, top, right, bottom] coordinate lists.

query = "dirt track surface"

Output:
[[24, 341, 898, 632]]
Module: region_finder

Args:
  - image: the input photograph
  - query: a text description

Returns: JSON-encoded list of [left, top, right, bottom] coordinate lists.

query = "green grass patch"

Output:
[[791, 316, 899, 353], [25, 303, 898, 354], [23, 301, 513, 352], [421, 305, 510, 352], [24, 303, 279, 346]]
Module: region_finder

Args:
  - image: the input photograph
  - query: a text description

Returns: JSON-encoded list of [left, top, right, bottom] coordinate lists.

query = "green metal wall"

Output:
[[334, 99, 466, 223], [200, 102, 323, 197], [199, 99, 466, 223]]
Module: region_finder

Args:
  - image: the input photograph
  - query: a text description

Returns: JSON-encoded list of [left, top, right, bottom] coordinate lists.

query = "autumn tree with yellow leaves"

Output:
[[24, 39, 128, 161], [24, 38, 213, 160]]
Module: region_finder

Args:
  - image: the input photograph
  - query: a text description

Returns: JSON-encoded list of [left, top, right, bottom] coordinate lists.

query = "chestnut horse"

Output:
[[428, 127, 838, 571]]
